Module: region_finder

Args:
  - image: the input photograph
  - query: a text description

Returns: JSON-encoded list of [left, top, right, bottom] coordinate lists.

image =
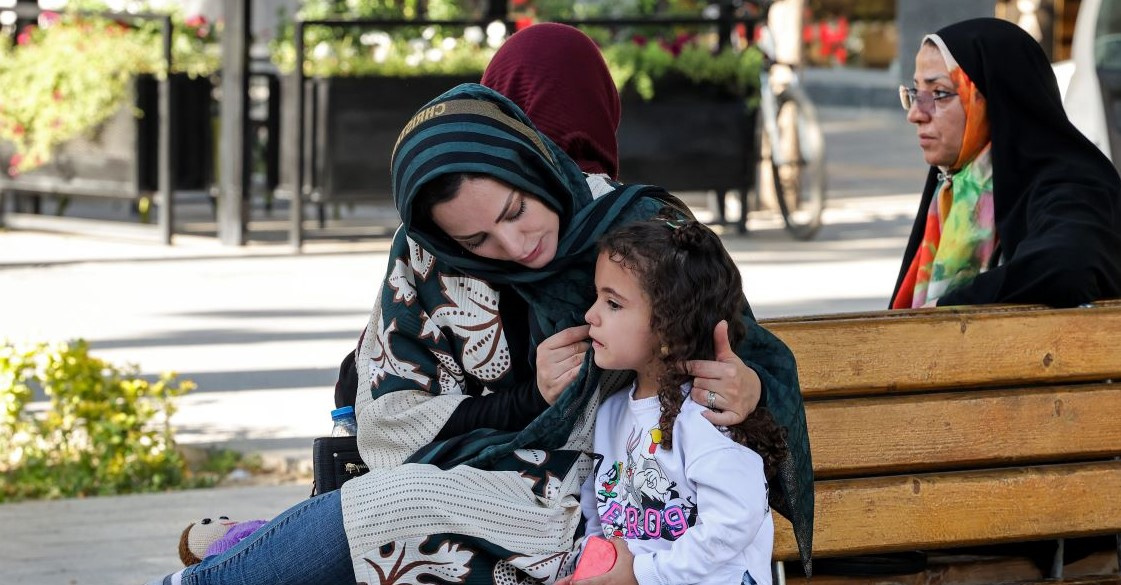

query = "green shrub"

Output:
[[602, 41, 763, 101], [0, 339, 196, 501]]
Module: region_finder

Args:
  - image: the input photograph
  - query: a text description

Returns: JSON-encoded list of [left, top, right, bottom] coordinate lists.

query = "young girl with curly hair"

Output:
[[571, 211, 789, 585]]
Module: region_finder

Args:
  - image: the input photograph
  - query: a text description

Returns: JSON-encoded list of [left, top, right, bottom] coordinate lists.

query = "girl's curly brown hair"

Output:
[[598, 208, 789, 484]]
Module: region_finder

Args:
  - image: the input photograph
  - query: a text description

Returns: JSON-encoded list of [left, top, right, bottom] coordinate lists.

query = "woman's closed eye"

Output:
[[506, 197, 527, 221], [461, 197, 527, 250]]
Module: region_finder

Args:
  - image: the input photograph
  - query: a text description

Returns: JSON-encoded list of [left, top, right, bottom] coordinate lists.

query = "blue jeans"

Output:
[[180, 489, 355, 585]]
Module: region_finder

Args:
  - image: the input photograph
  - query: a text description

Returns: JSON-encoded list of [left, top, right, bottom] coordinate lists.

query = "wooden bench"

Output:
[[760, 301, 1121, 584]]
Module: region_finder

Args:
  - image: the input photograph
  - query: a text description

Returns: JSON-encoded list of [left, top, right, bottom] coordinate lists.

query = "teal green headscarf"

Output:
[[392, 83, 657, 339], [389, 83, 665, 464]]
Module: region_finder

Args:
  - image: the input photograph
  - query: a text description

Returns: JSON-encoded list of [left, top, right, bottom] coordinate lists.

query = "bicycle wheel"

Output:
[[767, 86, 827, 241]]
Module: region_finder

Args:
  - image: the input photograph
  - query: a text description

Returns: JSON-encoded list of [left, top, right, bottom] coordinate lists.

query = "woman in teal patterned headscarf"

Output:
[[144, 84, 811, 585], [343, 83, 812, 582]]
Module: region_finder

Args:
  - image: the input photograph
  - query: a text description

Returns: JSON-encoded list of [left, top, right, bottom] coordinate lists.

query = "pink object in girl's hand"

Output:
[[572, 536, 617, 580]]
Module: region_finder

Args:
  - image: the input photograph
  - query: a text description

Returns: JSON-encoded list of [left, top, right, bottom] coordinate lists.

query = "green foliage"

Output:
[[603, 41, 763, 101], [810, 0, 894, 20], [271, 25, 497, 77], [271, 21, 760, 104], [0, 340, 197, 502], [0, 17, 156, 174], [527, 0, 708, 19], [270, 0, 498, 77], [0, 5, 219, 175], [269, 0, 760, 101]]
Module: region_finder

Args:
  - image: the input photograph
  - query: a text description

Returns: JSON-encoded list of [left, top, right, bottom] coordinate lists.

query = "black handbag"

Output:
[[311, 435, 369, 496]]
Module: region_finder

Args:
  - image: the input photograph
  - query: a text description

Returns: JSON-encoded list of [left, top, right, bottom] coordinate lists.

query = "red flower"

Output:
[[632, 34, 647, 47], [39, 11, 59, 26], [663, 32, 694, 56], [515, 16, 534, 31], [512, 0, 529, 5], [184, 14, 207, 27], [12, 124, 25, 137], [16, 25, 35, 46], [8, 153, 22, 177], [52, 90, 63, 102]]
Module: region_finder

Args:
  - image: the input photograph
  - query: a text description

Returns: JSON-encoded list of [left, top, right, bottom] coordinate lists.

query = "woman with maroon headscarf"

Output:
[[482, 22, 621, 180]]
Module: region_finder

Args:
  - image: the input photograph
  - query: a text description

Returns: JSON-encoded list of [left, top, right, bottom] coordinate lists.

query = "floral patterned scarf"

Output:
[[893, 35, 996, 309]]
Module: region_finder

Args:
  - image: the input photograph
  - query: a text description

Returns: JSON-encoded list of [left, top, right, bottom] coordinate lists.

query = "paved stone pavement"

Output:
[[0, 105, 926, 585]]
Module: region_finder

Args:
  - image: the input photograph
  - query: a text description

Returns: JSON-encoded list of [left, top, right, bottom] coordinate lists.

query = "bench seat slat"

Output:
[[762, 303, 1121, 397], [782, 554, 1121, 585], [807, 384, 1121, 478], [773, 460, 1121, 561]]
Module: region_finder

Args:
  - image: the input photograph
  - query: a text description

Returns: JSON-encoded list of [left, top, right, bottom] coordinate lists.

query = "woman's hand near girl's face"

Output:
[[536, 325, 591, 404], [685, 320, 762, 426]]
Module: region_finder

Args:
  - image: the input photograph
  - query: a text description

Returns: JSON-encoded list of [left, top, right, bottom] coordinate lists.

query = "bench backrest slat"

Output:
[[763, 302, 1121, 398], [807, 384, 1121, 478]]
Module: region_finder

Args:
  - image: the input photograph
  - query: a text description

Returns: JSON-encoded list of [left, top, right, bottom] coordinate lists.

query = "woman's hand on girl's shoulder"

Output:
[[536, 325, 591, 405], [685, 320, 762, 426]]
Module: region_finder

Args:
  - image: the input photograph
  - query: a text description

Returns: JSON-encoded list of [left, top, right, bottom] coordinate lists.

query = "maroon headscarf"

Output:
[[482, 23, 621, 179]]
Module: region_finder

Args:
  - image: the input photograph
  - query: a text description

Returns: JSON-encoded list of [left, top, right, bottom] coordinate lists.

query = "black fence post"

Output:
[[157, 15, 174, 245], [290, 20, 306, 249], [717, 0, 734, 51], [219, 0, 251, 245], [485, 0, 506, 20]]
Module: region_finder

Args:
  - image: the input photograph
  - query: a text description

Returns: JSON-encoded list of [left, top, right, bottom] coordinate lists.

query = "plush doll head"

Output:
[[179, 515, 268, 566]]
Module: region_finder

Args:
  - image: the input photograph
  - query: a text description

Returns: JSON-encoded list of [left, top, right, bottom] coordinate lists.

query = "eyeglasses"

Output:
[[899, 86, 959, 113]]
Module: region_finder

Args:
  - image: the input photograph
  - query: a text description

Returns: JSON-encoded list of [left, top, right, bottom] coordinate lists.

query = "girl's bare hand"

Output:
[[573, 539, 637, 585], [536, 325, 591, 404]]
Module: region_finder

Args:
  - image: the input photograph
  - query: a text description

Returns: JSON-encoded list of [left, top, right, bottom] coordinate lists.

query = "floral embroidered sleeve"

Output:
[[354, 228, 532, 469]]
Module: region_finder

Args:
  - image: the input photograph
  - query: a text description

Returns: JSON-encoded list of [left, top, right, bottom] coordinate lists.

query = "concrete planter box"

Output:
[[279, 74, 757, 215], [618, 91, 756, 196], [0, 74, 213, 198], [279, 74, 478, 205]]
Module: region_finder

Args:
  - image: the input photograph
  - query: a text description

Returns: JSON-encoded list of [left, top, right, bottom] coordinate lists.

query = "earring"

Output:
[[660, 345, 670, 357]]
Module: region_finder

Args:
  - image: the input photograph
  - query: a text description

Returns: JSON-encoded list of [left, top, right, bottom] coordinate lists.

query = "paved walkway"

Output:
[[0, 105, 926, 585]]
